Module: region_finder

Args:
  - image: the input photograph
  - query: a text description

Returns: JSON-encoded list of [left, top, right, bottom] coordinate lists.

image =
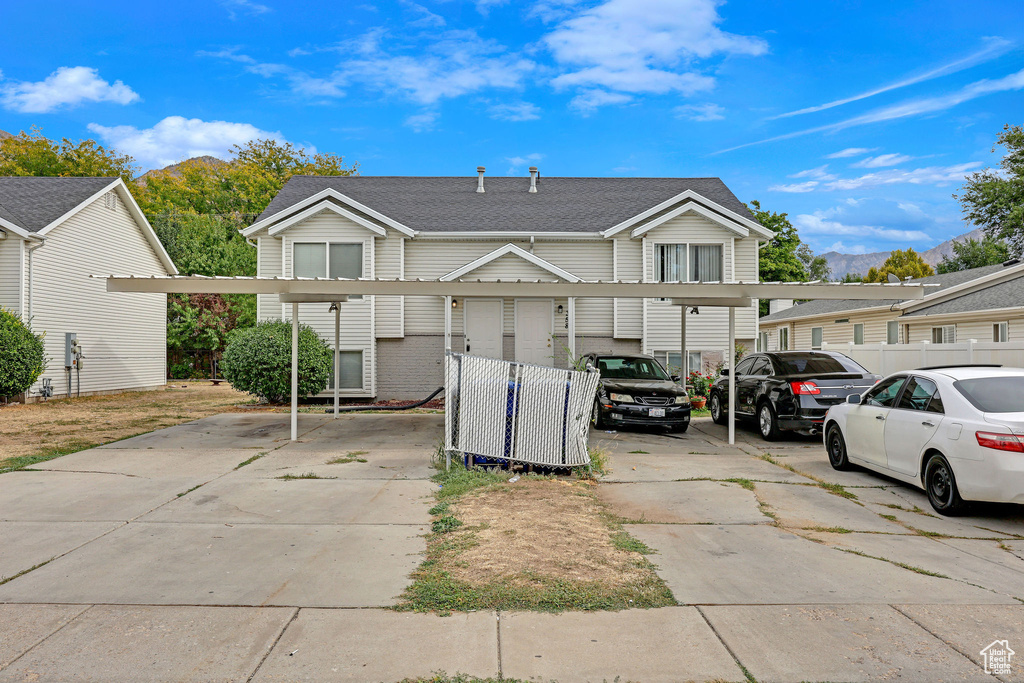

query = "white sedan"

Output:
[[823, 366, 1024, 515]]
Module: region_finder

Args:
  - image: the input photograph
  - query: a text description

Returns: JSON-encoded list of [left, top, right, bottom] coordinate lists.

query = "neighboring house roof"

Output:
[[0, 177, 116, 232], [759, 264, 1009, 323], [254, 176, 756, 234], [904, 273, 1024, 316]]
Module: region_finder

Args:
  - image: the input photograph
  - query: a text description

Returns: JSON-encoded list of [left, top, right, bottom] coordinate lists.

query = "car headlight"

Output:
[[609, 393, 634, 403], [675, 395, 689, 405]]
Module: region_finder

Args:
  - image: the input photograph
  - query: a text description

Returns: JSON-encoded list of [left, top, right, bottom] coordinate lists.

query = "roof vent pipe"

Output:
[[476, 166, 486, 193], [528, 166, 538, 193]]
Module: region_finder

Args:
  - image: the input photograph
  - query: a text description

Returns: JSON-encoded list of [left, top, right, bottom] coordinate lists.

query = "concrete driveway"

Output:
[[0, 412, 1022, 682]]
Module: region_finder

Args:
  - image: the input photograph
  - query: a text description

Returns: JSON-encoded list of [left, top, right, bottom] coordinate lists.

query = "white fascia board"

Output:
[[439, 243, 582, 282], [901, 304, 1024, 321], [413, 231, 602, 240], [898, 263, 1024, 313], [36, 179, 175, 273], [243, 188, 415, 237], [629, 201, 750, 239], [759, 302, 895, 326], [601, 189, 772, 239], [0, 217, 39, 240], [266, 201, 387, 237]]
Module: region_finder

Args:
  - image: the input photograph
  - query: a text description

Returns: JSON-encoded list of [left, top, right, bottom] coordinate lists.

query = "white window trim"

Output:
[[994, 321, 1009, 343], [811, 326, 823, 350], [330, 349, 366, 391], [886, 320, 899, 345], [853, 323, 865, 345], [931, 324, 956, 344], [779, 326, 790, 351], [292, 241, 365, 279], [652, 242, 726, 302]]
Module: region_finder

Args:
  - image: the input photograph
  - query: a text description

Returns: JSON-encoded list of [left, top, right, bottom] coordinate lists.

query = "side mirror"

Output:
[[720, 368, 729, 377], [846, 394, 862, 405], [671, 375, 681, 382]]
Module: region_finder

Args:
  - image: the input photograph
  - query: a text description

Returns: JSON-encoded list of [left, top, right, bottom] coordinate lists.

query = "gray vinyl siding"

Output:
[[0, 236, 23, 316], [28, 191, 168, 397], [613, 237, 642, 338]]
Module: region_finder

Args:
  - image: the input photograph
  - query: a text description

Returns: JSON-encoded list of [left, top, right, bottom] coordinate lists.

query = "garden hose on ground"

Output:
[[324, 386, 445, 414]]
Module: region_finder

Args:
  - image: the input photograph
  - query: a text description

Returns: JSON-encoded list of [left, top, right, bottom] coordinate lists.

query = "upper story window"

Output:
[[655, 244, 723, 283], [293, 242, 362, 279]]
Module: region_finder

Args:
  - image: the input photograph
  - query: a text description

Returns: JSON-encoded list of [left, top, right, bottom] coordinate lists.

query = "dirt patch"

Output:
[[0, 383, 264, 467], [451, 480, 648, 588]]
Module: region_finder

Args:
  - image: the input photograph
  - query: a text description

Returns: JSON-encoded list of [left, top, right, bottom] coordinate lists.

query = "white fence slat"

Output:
[[822, 340, 1024, 375]]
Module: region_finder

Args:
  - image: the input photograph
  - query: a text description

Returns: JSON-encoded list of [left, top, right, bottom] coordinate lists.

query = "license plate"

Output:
[[649, 408, 665, 417]]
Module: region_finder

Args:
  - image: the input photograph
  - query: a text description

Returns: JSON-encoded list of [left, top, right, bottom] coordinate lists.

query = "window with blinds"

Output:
[[655, 244, 723, 283], [779, 327, 789, 351], [931, 325, 956, 344], [994, 322, 1009, 342]]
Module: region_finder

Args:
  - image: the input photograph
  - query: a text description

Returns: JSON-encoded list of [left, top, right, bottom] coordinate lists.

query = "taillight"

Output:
[[976, 431, 1024, 453], [790, 381, 820, 395]]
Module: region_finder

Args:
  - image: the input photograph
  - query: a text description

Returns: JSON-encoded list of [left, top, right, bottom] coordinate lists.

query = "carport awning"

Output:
[[104, 275, 932, 302]]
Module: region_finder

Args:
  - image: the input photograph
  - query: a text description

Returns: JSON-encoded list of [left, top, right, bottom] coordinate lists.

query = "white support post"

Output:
[[968, 338, 976, 364], [567, 297, 576, 367], [291, 302, 299, 442], [444, 296, 452, 351], [728, 306, 736, 446], [680, 304, 687, 383], [333, 303, 340, 419]]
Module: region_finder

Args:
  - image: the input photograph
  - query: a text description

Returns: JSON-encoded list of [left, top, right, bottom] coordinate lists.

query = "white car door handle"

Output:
[[922, 420, 935, 427], [875, 415, 885, 421]]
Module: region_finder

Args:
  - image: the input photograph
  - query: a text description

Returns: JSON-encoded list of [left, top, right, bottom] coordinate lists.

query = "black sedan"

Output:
[[708, 351, 880, 440], [584, 353, 691, 432]]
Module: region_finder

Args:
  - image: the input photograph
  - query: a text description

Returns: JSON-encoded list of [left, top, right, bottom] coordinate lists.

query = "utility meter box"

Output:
[[65, 333, 81, 370]]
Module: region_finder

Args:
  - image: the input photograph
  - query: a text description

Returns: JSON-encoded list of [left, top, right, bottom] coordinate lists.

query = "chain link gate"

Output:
[[444, 351, 601, 470]]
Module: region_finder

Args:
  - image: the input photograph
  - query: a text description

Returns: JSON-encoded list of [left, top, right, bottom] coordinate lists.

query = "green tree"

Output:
[[936, 236, 1011, 273], [135, 138, 357, 217], [0, 309, 46, 399], [749, 200, 833, 315], [0, 127, 137, 183], [955, 124, 1024, 257], [797, 243, 831, 281], [840, 272, 865, 283], [865, 248, 935, 282]]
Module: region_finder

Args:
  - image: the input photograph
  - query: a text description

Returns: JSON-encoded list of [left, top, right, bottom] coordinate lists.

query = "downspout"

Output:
[[26, 238, 45, 324]]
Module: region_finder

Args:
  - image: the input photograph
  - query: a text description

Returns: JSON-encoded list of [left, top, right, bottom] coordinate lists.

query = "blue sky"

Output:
[[1, 0, 1022, 256]]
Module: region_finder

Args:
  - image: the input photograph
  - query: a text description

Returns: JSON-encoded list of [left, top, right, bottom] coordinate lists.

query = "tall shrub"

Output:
[[0, 309, 46, 399], [221, 319, 332, 402]]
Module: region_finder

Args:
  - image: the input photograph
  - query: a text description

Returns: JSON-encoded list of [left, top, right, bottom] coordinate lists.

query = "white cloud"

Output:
[[675, 102, 724, 121], [528, 0, 585, 23], [570, 89, 632, 114], [851, 153, 913, 168], [0, 66, 139, 113], [825, 242, 869, 254], [475, 0, 509, 14], [768, 181, 818, 193], [788, 165, 836, 180], [825, 147, 876, 159], [489, 101, 541, 121], [87, 116, 286, 169], [221, 0, 271, 19], [402, 1, 445, 27], [545, 0, 766, 104], [340, 30, 535, 105], [793, 212, 932, 243], [506, 152, 544, 174], [822, 162, 983, 191], [772, 37, 1012, 119], [404, 111, 439, 132], [199, 47, 346, 98], [718, 67, 1024, 154]]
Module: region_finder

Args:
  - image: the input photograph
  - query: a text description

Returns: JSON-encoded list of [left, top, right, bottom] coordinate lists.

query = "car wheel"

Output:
[[710, 392, 727, 425], [592, 399, 606, 429], [758, 402, 781, 441], [924, 453, 967, 516], [826, 424, 851, 471]]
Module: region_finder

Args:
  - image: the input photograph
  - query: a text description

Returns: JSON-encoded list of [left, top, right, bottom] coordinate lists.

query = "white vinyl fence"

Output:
[[444, 351, 601, 469], [821, 340, 1024, 376]]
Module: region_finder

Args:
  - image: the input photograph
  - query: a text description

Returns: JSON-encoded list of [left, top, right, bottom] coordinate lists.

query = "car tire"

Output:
[[758, 401, 781, 441], [826, 424, 851, 471], [710, 392, 728, 425], [924, 453, 967, 516], [592, 399, 606, 429]]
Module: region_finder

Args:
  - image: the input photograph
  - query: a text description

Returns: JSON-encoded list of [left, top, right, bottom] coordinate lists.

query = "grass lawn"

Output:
[[0, 383, 263, 473], [396, 463, 675, 614]]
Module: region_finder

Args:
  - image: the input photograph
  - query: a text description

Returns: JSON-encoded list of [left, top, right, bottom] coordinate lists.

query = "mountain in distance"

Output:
[[821, 227, 986, 278], [0, 129, 13, 140], [137, 156, 226, 182]]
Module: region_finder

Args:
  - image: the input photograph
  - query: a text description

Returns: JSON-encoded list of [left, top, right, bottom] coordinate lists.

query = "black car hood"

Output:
[[600, 378, 686, 395]]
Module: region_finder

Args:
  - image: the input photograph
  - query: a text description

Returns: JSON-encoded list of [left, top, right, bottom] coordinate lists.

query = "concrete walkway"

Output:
[[1, 412, 1022, 681]]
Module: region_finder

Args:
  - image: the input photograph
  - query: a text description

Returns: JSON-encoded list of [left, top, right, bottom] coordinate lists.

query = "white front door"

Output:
[[515, 299, 553, 366], [464, 299, 503, 359]]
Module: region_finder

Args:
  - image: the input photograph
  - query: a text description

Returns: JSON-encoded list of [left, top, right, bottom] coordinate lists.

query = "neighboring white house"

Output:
[[0, 177, 177, 400], [241, 170, 773, 399], [759, 259, 1024, 351]]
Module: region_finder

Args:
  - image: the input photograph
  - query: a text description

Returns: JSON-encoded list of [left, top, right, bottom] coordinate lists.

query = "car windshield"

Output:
[[954, 377, 1024, 413], [774, 353, 867, 375], [597, 357, 670, 380]]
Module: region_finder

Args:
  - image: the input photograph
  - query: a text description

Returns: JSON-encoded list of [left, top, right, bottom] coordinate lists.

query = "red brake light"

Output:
[[976, 431, 1024, 453], [790, 381, 820, 395]]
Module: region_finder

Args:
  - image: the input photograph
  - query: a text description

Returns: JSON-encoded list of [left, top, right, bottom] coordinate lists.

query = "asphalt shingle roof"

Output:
[[256, 175, 755, 233], [0, 177, 116, 233], [759, 264, 1011, 323], [904, 272, 1024, 316]]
